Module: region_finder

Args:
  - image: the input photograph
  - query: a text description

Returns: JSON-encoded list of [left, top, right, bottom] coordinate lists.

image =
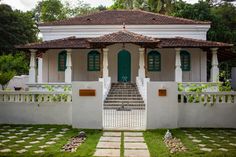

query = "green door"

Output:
[[118, 50, 131, 82]]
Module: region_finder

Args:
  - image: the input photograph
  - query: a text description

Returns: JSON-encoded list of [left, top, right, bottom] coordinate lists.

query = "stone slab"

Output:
[[124, 149, 150, 157], [124, 132, 143, 137], [103, 132, 121, 137], [94, 149, 120, 157], [97, 142, 120, 149], [124, 137, 144, 142], [124, 142, 148, 149], [100, 136, 121, 142]]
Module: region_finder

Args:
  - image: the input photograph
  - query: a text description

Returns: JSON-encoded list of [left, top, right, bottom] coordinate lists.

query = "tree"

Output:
[[0, 71, 15, 90], [0, 4, 38, 54]]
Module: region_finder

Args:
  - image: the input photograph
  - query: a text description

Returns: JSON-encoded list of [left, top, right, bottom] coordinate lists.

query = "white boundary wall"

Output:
[[0, 102, 71, 124]]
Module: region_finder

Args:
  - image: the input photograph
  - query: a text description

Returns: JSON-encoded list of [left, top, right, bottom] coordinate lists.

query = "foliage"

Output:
[[44, 85, 72, 102], [0, 53, 28, 75], [0, 4, 38, 54], [218, 71, 232, 91], [0, 71, 15, 90]]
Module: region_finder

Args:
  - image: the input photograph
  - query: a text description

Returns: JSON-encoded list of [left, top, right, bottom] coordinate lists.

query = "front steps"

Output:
[[104, 83, 145, 109]]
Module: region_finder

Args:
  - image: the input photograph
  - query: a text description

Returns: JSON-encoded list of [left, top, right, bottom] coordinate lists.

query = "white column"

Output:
[[37, 57, 43, 83], [138, 48, 145, 78], [210, 48, 219, 82], [65, 49, 72, 83], [103, 48, 109, 78], [175, 48, 182, 82], [29, 49, 37, 83]]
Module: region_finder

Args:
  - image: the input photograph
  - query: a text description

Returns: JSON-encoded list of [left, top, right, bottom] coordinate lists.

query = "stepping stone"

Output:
[[22, 137, 30, 140], [124, 137, 144, 142], [51, 137, 60, 141], [100, 136, 121, 142], [26, 127, 33, 129], [213, 143, 221, 147], [8, 129, 16, 132], [2, 132, 10, 135], [200, 148, 212, 152], [186, 133, 192, 136], [56, 134, 63, 137], [61, 128, 69, 131], [188, 136, 196, 139], [209, 140, 215, 143], [198, 144, 206, 147], [97, 142, 120, 149], [0, 143, 3, 146], [199, 133, 205, 136], [24, 146, 32, 149], [94, 149, 120, 157], [46, 141, 56, 145], [218, 148, 228, 151], [39, 145, 49, 149], [124, 142, 148, 149], [103, 132, 121, 137], [195, 130, 201, 133], [8, 136, 17, 139], [223, 140, 229, 142], [50, 128, 56, 130], [16, 140, 25, 143], [203, 136, 210, 139], [36, 137, 45, 140], [3, 126, 10, 128], [34, 150, 44, 154], [28, 133, 36, 136], [38, 128, 44, 130], [124, 149, 150, 157], [9, 144, 18, 147], [41, 134, 49, 137], [46, 131, 53, 133], [192, 139, 202, 143], [218, 136, 225, 139], [0, 135, 4, 138], [124, 132, 143, 137], [34, 130, 40, 133], [0, 149, 11, 153], [20, 130, 29, 132], [59, 132, 66, 134], [16, 149, 27, 153], [229, 143, 236, 146], [30, 141, 39, 144], [2, 140, 10, 143], [15, 133, 23, 135]]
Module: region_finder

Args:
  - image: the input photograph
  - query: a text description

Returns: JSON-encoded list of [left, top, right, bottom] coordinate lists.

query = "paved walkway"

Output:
[[94, 132, 150, 157]]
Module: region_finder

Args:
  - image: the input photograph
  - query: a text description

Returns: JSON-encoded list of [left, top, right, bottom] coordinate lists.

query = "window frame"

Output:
[[147, 50, 161, 72], [87, 50, 100, 71], [58, 50, 67, 72], [180, 50, 191, 71]]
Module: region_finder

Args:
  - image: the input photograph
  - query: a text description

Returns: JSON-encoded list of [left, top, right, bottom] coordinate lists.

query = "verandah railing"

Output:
[[0, 91, 72, 103], [178, 92, 236, 104]]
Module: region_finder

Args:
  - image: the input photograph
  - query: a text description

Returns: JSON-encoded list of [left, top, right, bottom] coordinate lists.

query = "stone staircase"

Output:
[[104, 83, 145, 109]]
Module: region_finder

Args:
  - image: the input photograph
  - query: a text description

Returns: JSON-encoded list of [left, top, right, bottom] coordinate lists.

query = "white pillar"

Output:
[[138, 48, 145, 78], [210, 48, 219, 82], [175, 48, 182, 82], [65, 49, 72, 83], [103, 48, 109, 78], [29, 49, 37, 83], [37, 57, 43, 83]]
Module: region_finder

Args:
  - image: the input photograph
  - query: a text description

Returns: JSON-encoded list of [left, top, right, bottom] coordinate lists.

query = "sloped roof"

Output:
[[39, 10, 210, 26], [89, 30, 159, 43]]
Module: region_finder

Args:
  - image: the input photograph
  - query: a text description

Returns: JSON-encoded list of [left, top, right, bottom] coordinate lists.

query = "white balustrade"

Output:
[[27, 83, 72, 92], [178, 91, 236, 104], [99, 77, 111, 101], [0, 91, 72, 103], [136, 77, 150, 104]]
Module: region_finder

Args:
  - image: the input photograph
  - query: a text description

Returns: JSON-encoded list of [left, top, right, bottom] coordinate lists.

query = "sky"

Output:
[[1, 0, 199, 12]]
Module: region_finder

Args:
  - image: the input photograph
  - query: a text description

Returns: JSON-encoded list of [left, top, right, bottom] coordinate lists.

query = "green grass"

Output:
[[0, 124, 102, 157], [144, 129, 236, 157]]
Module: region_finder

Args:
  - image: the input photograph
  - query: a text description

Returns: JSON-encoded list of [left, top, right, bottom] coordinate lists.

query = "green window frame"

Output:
[[180, 50, 191, 71], [147, 51, 161, 71], [58, 50, 67, 71], [87, 50, 100, 71]]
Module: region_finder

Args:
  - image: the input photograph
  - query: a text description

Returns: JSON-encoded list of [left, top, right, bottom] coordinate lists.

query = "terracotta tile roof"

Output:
[[89, 30, 159, 43], [158, 37, 233, 48], [16, 37, 91, 49], [39, 10, 210, 26]]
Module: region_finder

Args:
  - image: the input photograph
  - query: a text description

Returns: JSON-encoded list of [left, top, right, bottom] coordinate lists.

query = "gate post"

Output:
[[72, 81, 103, 129]]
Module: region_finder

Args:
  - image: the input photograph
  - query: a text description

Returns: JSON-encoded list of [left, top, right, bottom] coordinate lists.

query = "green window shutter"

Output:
[[88, 51, 100, 71], [180, 50, 191, 71], [58, 50, 67, 71], [148, 51, 161, 71]]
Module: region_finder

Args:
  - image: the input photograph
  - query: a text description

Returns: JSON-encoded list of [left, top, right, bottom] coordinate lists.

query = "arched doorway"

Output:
[[118, 50, 131, 82]]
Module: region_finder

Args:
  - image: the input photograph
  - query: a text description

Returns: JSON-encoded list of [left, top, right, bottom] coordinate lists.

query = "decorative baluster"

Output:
[[222, 94, 226, 103], [216, 94, 220, 103], [228, 94, 232, 104], [9, 94, 14, 102], [0, 94, 3, 102]]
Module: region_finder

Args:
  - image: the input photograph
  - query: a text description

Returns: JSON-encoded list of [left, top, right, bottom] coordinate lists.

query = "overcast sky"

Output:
[[1, 0, 199, 12]]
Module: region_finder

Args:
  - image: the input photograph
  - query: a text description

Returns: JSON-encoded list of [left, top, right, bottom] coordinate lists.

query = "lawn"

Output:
[[1, 125, 236, 157], [144, 129, 236, 157], [0, 124, 102, 157]]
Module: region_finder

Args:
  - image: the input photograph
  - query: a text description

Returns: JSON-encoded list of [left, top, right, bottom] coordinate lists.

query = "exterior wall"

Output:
[[146, 48, 207, 82], [0, 102, 71, 124], [232, 67, 236, 90], [39, 25, 210, 41], [42, 47, 207, 83], [72, 81, 103, 129]]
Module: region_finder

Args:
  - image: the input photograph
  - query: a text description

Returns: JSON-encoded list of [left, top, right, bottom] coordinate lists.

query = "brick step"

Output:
[[105, 100, 144, 103], [107, 95, 142, 97], [106, 97, 143, 100], [104, 106, 145, 110], [104, 103, 145, 106], [109, 91, 140, 94]]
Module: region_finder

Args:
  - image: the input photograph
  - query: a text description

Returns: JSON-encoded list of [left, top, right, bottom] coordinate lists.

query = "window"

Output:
[[180, 50, 191, 71], [88, 51, 100, 71], [148, 51, 161, 71], [58, 50, 67, 71]]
